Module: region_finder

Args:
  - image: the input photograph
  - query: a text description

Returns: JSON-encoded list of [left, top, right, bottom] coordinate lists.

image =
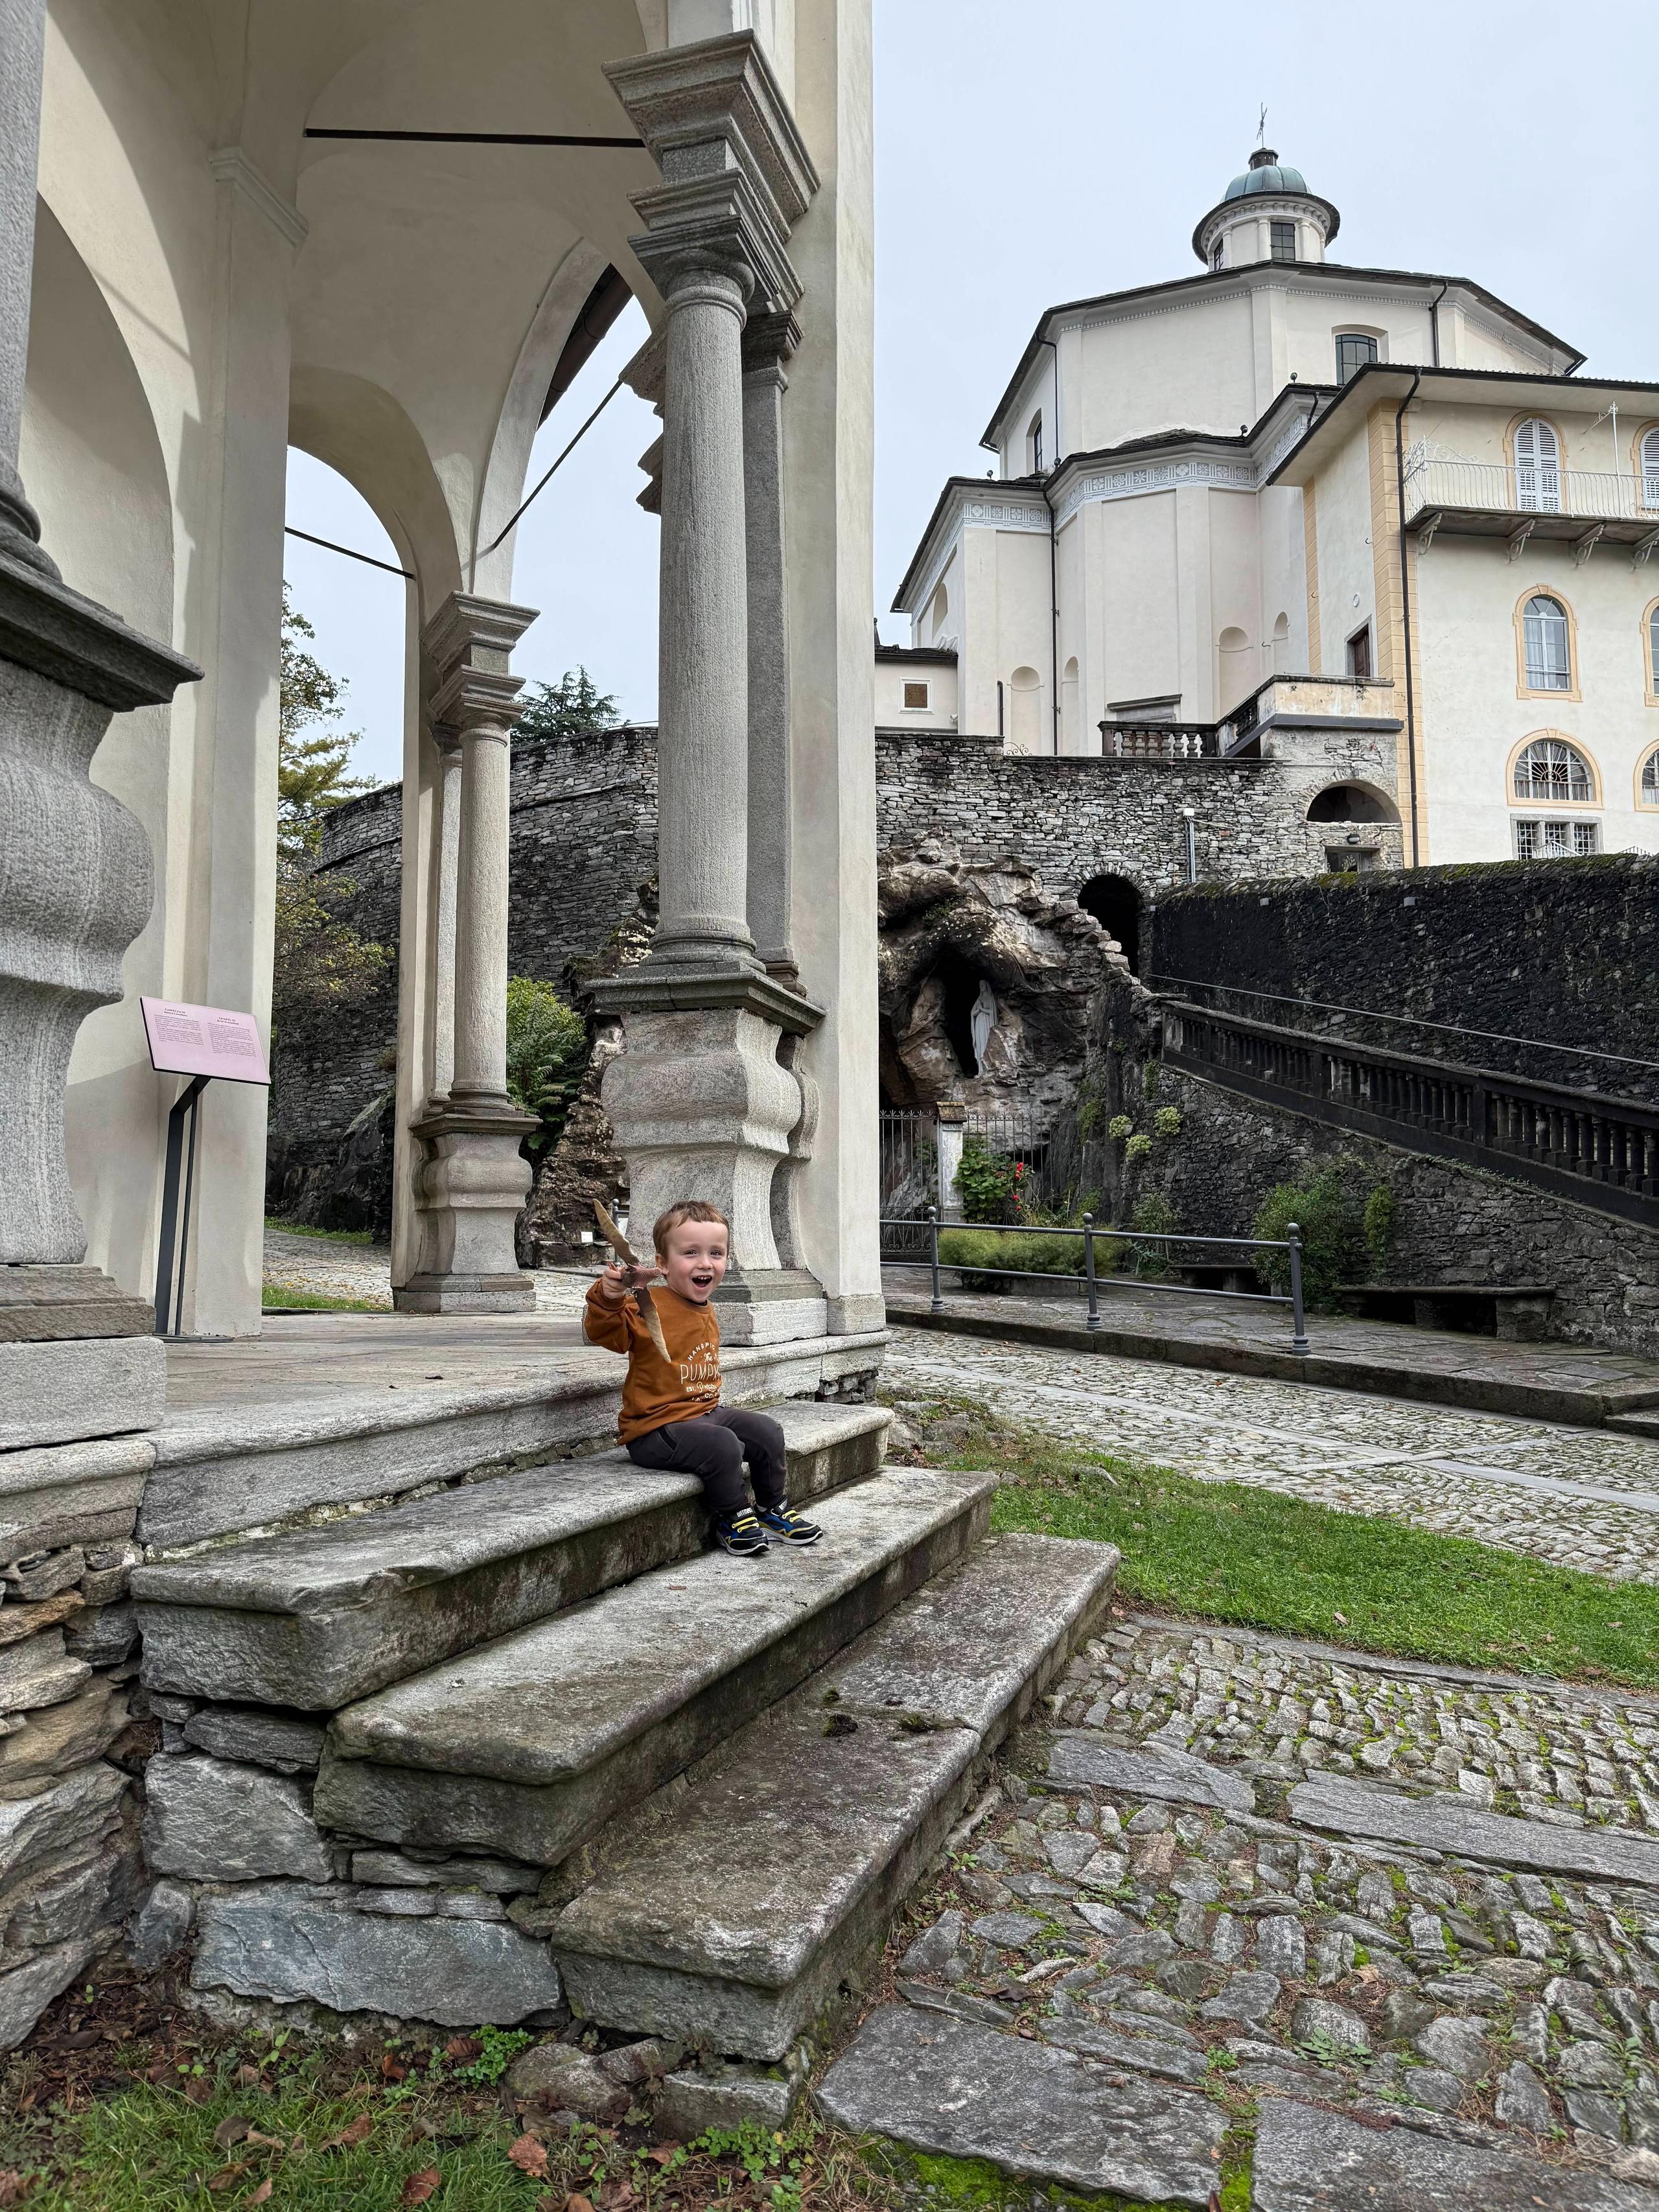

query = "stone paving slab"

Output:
[[1289, 1773, 1659, 1887], [883, 1272, 1659, 1424], [1251, 2098, 1659, 2210], [815, 2003, 1225, 2208]]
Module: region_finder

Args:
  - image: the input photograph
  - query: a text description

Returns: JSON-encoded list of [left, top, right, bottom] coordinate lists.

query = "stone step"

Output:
[[132, 1402, 890, 1712], [1605, 1408, 1659, 1441], [551, 1530, 1119, 2060], [312, 1466, 999, 1871]]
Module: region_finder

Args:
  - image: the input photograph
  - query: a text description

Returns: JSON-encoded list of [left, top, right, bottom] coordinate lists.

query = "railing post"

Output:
[[927, 1202, 944, 1315], [1287, 1221, 1310, 1355], [1084, 1211, 1100, 1332]]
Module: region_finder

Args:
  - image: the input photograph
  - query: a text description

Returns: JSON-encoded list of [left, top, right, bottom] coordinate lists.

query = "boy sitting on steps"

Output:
[[583, 1199, 823, 1559]]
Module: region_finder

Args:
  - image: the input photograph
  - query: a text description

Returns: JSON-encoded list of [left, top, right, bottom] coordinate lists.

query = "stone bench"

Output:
[[1337, 1284, 1556, 1342]]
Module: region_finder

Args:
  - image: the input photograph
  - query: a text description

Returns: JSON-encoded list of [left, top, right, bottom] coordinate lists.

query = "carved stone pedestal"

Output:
[[396, 1106, 540, 1315], [595, 969, 824, 1345]]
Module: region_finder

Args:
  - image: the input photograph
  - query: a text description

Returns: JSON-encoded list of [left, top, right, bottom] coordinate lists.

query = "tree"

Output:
[[516, 666, 621, 739], [279, 585, 376, 861], [272, 586, 389, 1032]]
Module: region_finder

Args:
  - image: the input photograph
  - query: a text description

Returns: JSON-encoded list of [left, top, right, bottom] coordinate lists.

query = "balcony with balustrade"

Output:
[[1404, 441, 1659, 558]]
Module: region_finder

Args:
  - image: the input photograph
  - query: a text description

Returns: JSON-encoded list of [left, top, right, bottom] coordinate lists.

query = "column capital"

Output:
[[422, 590, 537, 738], [741, 309, 800, 378], [605, 31, 817, 318]]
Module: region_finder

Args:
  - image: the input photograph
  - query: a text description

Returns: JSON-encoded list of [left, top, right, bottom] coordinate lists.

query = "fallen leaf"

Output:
[[245, 2130, 287, 2152], [205, 2163, 249, 2191], [1332, 1611, 1348, 1626], [401, 2171, 443, 2206], [235, 2065, 263, 2088], [646, 2145, 682, 2165], [382, 2050, 410, 2083], [248, 2185, 273, 2206], [510, 2137, 551, 2179], [214, 2118, 253, 2150], [0, 2174, 30, 2207], [318, 2112, 375, 2154], [444, 2035, 481, 2064], [568, 2194, 597, 2212]]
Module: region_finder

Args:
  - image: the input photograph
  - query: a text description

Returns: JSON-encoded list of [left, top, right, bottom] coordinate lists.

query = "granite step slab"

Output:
[[1045, 1736, 1256, 1813], [552, 1532, 1118, 2059], [1288, 1772, 1659, 1889], [312, 1467, 999, 1869], [1251, 2097, 1659, 2211], [815, 2004, 1222, 2210], [133, 1402, 890, 1710]]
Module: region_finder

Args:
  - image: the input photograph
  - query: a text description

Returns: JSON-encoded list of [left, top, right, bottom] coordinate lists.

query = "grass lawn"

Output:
[[264, 1217, 377, 1247], [1, 1981, 891, 2212], [261, 1283, 388, 1314], [894, 1392, 1659, 1691]]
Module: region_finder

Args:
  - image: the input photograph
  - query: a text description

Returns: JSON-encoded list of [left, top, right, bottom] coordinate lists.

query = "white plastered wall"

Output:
[[873, 660, 957, 727], [1310, 418, 1376, 677]]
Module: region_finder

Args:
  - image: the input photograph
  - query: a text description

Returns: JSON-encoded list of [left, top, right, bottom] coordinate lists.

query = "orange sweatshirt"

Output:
[[583, 1279, 722, 1444]]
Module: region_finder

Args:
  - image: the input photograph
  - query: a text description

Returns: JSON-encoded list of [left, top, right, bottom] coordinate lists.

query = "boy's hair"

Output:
[[653, 1199, 730, 1256]]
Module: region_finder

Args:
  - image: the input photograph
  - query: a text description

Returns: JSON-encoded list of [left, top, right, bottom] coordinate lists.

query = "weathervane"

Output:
[[1256, 104, 1268, 147]]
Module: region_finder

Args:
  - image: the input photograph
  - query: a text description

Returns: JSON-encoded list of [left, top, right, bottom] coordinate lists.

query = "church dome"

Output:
[[1192, 146, 1340, 268], [1223, 150, 1308, 200]]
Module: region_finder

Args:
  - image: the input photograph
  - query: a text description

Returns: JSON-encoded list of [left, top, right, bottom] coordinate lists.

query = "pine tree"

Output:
[[516, 666, 621, 739]]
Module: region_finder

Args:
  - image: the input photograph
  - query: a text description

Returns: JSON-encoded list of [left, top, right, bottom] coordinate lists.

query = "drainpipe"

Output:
[[1393, 369, 1424, 866], [1428, 279, 1448, 369], [1039, 336, 1061, 753]]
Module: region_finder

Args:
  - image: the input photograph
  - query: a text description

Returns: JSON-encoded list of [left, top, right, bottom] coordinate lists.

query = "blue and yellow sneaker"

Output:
[[754, 1501, 822, 1547], [714, 1507, 770, 1557]]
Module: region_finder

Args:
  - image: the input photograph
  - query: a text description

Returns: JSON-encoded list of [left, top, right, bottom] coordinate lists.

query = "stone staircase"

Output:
[[130, 1401, 1118, 2053]]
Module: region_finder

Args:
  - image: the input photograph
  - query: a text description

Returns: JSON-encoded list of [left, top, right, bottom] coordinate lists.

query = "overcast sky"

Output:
[[286, 0, 1659, 789]]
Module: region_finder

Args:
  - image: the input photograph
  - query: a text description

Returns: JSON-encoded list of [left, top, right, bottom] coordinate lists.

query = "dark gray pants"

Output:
[[626, 1406, 788, 1518]]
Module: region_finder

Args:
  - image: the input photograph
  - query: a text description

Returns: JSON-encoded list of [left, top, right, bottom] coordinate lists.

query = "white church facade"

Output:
[[889, 147, 1659, 871]]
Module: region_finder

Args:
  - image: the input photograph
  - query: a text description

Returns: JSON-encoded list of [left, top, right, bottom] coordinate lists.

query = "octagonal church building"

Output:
[[886, 146, 1659, 875]]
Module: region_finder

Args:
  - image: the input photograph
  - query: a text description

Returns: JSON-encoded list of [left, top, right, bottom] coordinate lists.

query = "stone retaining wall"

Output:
[[272, 721, 1396, 1226], [1150, 854, 1659, 1101]]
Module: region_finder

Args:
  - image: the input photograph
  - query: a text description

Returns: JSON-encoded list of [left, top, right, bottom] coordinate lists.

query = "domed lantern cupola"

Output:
[[1192, 147, 1340, 272]]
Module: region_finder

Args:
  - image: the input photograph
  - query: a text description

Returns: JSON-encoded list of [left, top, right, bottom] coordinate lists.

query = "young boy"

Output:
[[583, 1200, 823, 1558]]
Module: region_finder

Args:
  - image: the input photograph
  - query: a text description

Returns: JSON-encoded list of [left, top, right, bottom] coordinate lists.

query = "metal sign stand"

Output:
[[153, 1073, 211, 1338]]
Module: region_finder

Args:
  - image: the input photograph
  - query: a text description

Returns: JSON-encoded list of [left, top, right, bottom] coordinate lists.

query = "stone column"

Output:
[[397, 593, 540, 1314], [429, 734, 464, 1104], [742, 311, 798, 980], [0, 0, 200, 1439], [598, 32, 828, 1343]]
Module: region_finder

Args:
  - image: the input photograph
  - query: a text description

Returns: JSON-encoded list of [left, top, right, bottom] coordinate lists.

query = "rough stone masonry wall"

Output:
[[271, 721, 1389, 1224], [0, 1477, 152, 2048], [1150, 853, 1659, 1101], [1085, 982, 1659, 1358]]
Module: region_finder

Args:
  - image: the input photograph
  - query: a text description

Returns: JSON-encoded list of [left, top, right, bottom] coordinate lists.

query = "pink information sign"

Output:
[[140, 997, 270, 1086]]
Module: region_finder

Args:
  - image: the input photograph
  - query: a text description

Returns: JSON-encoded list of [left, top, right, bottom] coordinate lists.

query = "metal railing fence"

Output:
[[1161, 999, 1659, 1230], [1402, 456, 1659, 526], [884, 1206, 1310, 1354]]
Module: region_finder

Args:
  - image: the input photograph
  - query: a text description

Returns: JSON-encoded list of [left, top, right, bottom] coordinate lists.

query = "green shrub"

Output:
[[937, 1228, 1087, 1292], [1124, 1132, 1152, 1163], [1364, 1182, 1397, 1270], [1253, 1158, 1388, 1307], [1126, 1191, 1179, 1279], [1153, 1106, 1182, 1139], [1108, 1114, 1133, 1143], [955, 1135, 1023, 1222], [505, 975, 589, 1165]]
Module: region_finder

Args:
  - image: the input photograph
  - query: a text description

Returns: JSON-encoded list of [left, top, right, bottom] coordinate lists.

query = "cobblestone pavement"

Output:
[[261, 1226, 592, 1318], [852, 1612, 1659, 2204], [885, 1327, 1659, 1585]]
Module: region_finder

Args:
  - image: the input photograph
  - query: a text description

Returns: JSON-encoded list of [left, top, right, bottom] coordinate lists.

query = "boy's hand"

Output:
[[596, 1261, 662, 1305]]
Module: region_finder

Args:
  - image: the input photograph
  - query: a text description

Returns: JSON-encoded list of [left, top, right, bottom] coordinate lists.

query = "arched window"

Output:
[[1061, 655, 1080, 749], [1008, 665, 1043, 753], [1514, 419, 1560, 512], [1513, 736, 1594, 804], [1522, 594, 1571, 691], [1640, 748, 1659, 808], [1271, 612, 1290, 671], [1643, 428, 1659, 511], [1650, 600, 1659, 695], [927, 580, 949, 640], [1306, 784, 1399, 824], [1027, 412, 1044, 474], [1334, 333, 1378, 386]]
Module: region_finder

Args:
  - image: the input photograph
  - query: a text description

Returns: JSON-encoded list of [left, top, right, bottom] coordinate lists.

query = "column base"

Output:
[[402, 1106, 539, 1316], [714, 1268, 827, 1345], [394, 1273, 537, 1317], [0, 1264, 163, 1450]]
